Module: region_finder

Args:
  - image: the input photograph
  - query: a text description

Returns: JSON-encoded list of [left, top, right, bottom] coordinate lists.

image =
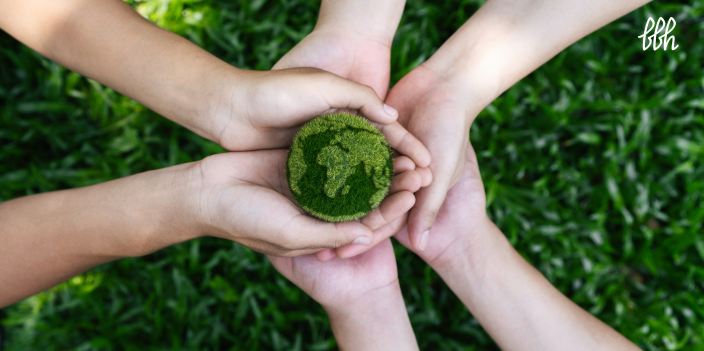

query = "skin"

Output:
[[0, 0, 430, 164], [313, 0, 655, 254], [295, 1, 648, 347], [390, 0, 654, 251], [267, 155, 420, 350], [0, 0, 432, 307], [0, 150, 421, 308], [268, 240, 419, 351], [391, 143, 641, 350], [270, 4, 422, 347], [272, 0, 432, 261]]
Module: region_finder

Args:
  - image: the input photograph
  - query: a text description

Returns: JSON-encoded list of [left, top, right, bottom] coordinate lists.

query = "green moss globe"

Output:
[[286, 113, 393, 222]]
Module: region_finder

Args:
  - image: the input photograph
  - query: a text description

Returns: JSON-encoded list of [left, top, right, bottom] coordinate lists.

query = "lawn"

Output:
[[1, 0, 703, 350]]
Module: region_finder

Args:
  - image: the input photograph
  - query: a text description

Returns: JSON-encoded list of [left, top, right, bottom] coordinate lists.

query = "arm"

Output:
[[0, 0, 430, 163], [394, 144, 639, 350], [0, 150, 422, 308], [0, 163, 196, 307], [386, 0, 651, 251], [326, 280, 417, 350], [424, 0, 654, 102], [432, 223, 637, 350], [268, 240, 418, 351], [0, 0, 232, 142]]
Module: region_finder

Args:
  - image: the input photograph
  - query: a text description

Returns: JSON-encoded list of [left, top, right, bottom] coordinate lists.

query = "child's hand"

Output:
[[393, 142, 491, 266], [268, 239, 419, 350], [207, 68, 430, 172], [272, 0, 404, 99], [268, 239, 398, 312], [272, 27, 391, 100], [184, 149, 424, 257], [0, 0, 429, 169], [329, 140, 487, 260]]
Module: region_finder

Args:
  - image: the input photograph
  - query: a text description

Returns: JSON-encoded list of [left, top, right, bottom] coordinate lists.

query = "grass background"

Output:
[[0, 0, 702, 350]]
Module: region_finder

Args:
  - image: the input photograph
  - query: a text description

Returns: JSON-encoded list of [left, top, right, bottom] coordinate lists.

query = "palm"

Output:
[[274, 30, 391, 98], [386, 65, 478, 244], [196, 150, 418, 256], [268, 239, 398, 307], [196, 150, 334, 256], [394, 143, 488, 263]]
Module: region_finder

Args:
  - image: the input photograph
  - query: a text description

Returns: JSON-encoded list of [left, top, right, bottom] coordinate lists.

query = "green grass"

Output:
[[286, 113, 393, 222], [1, 0, 703, 350]]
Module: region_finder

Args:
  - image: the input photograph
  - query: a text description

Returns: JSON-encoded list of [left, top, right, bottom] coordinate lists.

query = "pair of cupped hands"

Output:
[[177, 27, 486, 313]]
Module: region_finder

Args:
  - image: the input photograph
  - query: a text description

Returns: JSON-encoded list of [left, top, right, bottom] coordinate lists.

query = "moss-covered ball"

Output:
[[286, 113, 393, 222]]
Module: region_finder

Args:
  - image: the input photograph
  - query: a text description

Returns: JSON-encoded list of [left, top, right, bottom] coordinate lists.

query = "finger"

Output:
[[415, 167, 433, 187], [361, 191, 416, 232], [315, 249, 336, 262], [407, 177, 453, 251], [376, 122, 431, 168], [389, 170, 422, 194], [337, 214, 408, 259], [320, 74, 398, 125], [394, 156, 416, 174], [393, 225, 412, 250], [283, 214, 375, 250]]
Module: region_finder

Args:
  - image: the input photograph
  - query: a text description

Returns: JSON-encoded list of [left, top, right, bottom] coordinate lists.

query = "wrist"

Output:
[[84, 163, 203, 258], [323, 281, 418, 351], [322, 279, 401, 316], [314, 0, 405, 46], [422, 54, 501, 114], [191, 66, 249, 147], [429, 218, 512, 287]]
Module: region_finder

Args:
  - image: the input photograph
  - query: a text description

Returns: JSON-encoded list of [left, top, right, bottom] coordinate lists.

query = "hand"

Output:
[[268, 239, 419, 350], [209, 67, 423, 159], [393, 142, 492, 266], [393, 143, 640, 351], [273, 28, 391, 99], [334, 65, 486, 257], [335, 139, 490, 260], [380, 63, 493, 252], [185, 149, 424, 257], [268, 238, 397, 309]]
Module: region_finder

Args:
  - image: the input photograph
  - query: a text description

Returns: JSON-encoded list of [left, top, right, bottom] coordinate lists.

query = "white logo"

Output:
[[638, 17, 679, 51]]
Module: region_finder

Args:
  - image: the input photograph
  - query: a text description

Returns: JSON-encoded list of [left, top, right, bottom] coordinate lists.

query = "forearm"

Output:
[[324, 282, 418, 351], [431, 221, 638, 350], [315, 0, 406, 45], [0, 163, 199, 307], [425, 0, 651, 104], [0, 0, 240, 142]]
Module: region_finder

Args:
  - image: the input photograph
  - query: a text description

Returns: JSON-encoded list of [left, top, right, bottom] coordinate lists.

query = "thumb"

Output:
[[282, 214, 375, 253], [318, 74, 398, 125], [407, 178, 452, 251]]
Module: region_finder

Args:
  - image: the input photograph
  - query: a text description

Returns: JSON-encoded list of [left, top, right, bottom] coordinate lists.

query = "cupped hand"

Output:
[[268, 237, 398, 308], [273, 28, 391, 100], [186, 150, 424, 257], [381, 64, 486, 251], [208, 67, 430, 172], [331, 65, 481, 258], [394, 142, 492, 266]]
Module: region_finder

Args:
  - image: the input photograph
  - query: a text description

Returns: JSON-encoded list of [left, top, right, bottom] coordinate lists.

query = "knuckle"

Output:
[[426, 209, 440, 222], [330, 238, 347, 249], [276, 233, 299, 251], [362, 84, 378, 97]]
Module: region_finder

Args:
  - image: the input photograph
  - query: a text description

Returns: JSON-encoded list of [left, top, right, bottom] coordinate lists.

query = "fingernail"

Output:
[[419, 230, 430, 251], [383, 104, 398, 118], [353, 237, 372, 246]]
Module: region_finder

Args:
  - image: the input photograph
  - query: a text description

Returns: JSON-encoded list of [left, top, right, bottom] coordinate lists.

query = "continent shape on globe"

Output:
[[286, 113, 393, 222]]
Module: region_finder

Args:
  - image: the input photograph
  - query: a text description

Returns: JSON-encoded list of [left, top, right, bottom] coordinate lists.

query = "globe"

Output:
[[286, 113, 393, 222]]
